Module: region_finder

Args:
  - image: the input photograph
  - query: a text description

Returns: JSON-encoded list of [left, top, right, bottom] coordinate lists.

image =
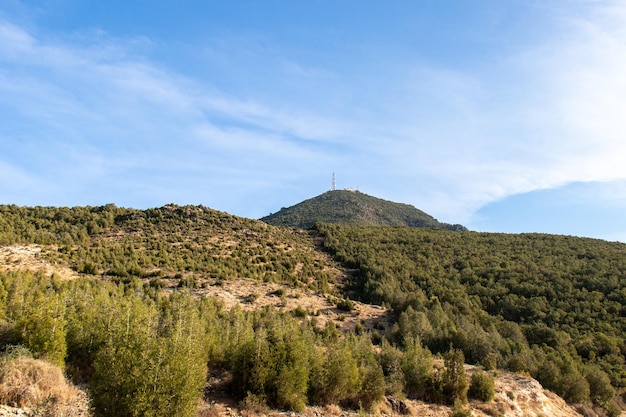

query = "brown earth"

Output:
[[0, 245, 79, 281]]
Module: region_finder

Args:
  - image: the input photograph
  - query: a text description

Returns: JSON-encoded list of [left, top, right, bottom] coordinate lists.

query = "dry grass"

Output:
[[0, 355, 89, 417], [0, 245, 79, 281], [197, 401, 227, 417]]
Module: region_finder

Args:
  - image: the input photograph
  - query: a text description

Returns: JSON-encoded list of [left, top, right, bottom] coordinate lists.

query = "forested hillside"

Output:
[[0, 204, 334, 291], [262, 190, 467, 231], [318, 223, 626, 414], [0, 204, 624, 417]]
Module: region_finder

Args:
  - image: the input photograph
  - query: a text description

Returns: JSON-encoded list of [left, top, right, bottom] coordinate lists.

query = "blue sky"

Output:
[[2, 1, 626, 242]]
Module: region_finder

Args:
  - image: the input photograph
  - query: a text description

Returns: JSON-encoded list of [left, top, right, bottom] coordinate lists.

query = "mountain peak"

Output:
[[261, 190, 467, 230]]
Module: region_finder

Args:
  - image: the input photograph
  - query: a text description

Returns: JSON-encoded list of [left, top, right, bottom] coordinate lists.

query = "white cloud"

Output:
[[2, 1, 626, 231], [386, 1, 626, 221]]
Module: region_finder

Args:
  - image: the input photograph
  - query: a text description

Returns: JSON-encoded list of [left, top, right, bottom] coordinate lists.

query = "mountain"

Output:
[[261, 190, 467, 230], [0, 203, 623, 416]]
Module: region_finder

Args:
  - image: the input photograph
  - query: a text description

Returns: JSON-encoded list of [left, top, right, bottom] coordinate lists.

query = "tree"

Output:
[[308, 341, 359, 406], [401, 337, 434, 400], [90, 294, 208, 417], [442, 348, 468, 405], [585, 366, 615, 407]]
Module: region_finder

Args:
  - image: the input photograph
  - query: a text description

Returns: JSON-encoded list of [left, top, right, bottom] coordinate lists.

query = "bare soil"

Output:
[[0, 245, 79, 281]]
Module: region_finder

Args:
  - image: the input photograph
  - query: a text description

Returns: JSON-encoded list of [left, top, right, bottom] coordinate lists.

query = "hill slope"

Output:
[[318, 223, 626, 412], [261, 190, 467, 230], [0, 204, 623, 417]]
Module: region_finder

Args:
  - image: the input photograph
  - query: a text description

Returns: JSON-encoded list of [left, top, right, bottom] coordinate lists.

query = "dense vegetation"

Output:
[[0, 270, 485, 416], [318, 223, 626, 414], [262, 190, 467, 231], [0, 204, 334, 291], [0, 204, 482, 416], [0, 204, 624, 416]]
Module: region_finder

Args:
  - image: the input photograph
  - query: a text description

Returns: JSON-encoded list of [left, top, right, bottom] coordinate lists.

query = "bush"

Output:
[[450, 399, 473, 417], [442, 349, 468, 405], [585, 366, 615, 407], [378, 340, 404, 396], [90, 296, 208, 417], [560, 373, 590, 404], [401, 338, 434, 401], [308, 343, 360, 405], [292, 306, 307, 318], [468, 371, 495, 402], [336, 298, 355, 312], [0, 352, 87, 415], [8, 290, 67, 368]]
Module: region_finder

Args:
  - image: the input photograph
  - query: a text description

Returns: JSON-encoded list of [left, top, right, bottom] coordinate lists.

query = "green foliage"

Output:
[[0, 204, 335, 291], [401, 338, 435, 401], [442, 349, 468, 405], [317, 223, 626, 394], [90, 293, 208, 417], [450, 399, 473, 417], [262, 190, 466, 230], [585, 366, 615, 407], [3, 203, 626, 412], [468, 371, 495, 402], [308, 340, 360, 405], [336, 297, 355, 312], [378, 340, 405, 396], [229, 310, 312, 411], [3, 272, 67, 367]]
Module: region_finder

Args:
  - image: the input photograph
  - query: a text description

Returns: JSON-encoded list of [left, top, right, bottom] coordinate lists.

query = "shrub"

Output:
[[292, 306, 307, 318], [442, 349, 468, 405], [90, 296, 208, 417], [0, 352, 87, 416], [9, 290, 67, 368], [585, 366, 615, 407], [401, 338, 434, 401], [357, 362, 385, 410], [450, 399, 473, 417], [560, 373, 590, 404], [378, 340, 404, 396], [468, 371, 495, 402], [336, 298, 355, 312], [308, 343, 359, 405]]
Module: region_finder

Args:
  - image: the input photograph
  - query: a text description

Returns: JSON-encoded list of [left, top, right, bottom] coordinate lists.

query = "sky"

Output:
[[1, 1, 626, 242]]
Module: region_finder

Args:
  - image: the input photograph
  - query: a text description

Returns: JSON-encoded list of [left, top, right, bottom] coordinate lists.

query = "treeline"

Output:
[[0, 270, 494, 416], [0, 204, 333, 291], [318, 223, 625, 415]]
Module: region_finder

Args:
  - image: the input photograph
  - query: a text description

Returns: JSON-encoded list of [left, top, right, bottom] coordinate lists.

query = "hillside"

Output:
[[261, 190, 467, 230], [0, 204, 624, 417], [318, 223, 626, 414]]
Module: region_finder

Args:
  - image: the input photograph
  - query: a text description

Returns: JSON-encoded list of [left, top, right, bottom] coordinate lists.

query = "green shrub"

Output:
[[450, 399, 473, 417], [468, 371, 495, 402], [308, 342, 359, 405], [585, 366, 615, 407], [90, 296, 208, 417], [401, 338, 434, 401], [378, 340, 404, 396], [292, 306, 307, 318], [442, 349, 468, 405], [560, 373, 590, 404], [336, 298, 355, 312]]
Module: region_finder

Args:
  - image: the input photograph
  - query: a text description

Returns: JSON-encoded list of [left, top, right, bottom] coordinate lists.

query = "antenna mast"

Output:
[[332, 172, 336, 191]]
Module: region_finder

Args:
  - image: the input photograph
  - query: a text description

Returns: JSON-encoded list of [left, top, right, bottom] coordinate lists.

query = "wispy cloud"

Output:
[[2, 1, 626, 229], [367, 1, 626, 222], [0, 19, 346, 209]]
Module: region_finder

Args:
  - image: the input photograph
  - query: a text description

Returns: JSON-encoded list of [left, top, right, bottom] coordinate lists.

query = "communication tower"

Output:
[[332, 172, 336, 191]]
